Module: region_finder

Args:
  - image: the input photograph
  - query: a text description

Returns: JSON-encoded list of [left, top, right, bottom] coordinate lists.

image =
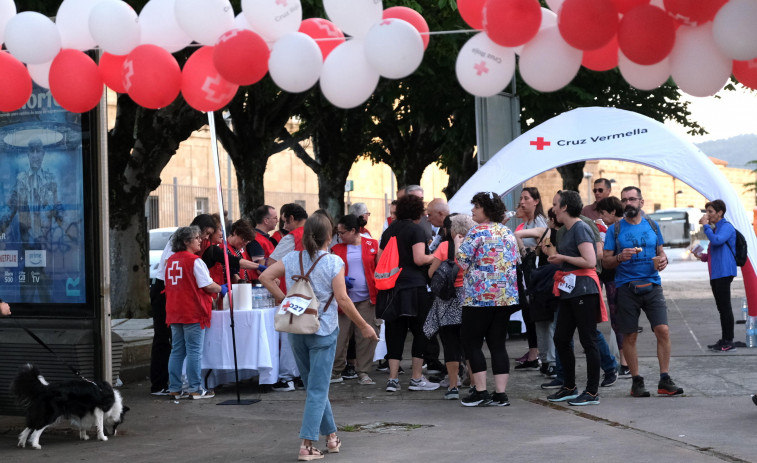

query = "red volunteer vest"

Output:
[[277, 226, 305, 294], [164, 251, 213, 329], [249, 231, 275, 280], [331, 238, 379, 305]]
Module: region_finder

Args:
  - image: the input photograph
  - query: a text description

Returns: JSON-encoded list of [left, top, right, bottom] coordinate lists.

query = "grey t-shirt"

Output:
[[281, 250, 344, 336], [270, 234, 296, 261], [557, 220, 599, 299], [521, 215, 548, 248]]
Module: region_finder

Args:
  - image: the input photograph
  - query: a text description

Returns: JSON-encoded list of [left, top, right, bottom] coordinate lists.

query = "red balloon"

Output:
[[0, 52, 32, 112], [558, 0, 619, 51], [611, 0, 649, 15], [182, 46, 238, 113], [99, 52, 127, 93], [582, 35, 619, 71], [618, 4, 676, 65], [483, 0, 541, 47], [213, 29, 269, 86], [124, 44, 181, 109], [663, 0, 727, 26], [49, 49, 103, 113], [298, 18, 344, 60], [458, 0, 487, 29], [383, 6, 430, 50], [734, 59, 757, 90]]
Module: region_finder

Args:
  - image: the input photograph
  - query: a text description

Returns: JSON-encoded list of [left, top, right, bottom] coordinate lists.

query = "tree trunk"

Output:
[[234, 151, 266, 221], [442, 146, 477, 199], [318, 170, 349, 219], [556, 162, 586, 192], [109, 214, 150, 318]]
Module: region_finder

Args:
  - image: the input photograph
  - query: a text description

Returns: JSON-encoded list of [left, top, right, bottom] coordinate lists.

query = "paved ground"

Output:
[[2, 258, 757, 462]]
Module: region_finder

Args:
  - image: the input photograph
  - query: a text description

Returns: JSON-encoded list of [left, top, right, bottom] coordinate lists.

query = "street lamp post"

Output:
[[583, 171, 593, 206]]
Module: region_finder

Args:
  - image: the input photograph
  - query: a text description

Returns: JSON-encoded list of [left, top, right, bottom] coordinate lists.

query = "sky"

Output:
[[665, 85, 757, 143]]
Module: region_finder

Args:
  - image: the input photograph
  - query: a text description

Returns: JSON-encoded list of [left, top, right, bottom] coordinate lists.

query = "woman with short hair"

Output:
[[455, 192, 520, 406], [260, 214, 378, 461]]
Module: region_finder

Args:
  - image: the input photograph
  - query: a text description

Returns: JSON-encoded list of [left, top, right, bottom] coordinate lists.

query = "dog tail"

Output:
[[11, 363, 46, 407]]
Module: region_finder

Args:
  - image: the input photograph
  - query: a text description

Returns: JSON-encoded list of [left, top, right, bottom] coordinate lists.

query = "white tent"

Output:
[[448, 107, 757, 311]]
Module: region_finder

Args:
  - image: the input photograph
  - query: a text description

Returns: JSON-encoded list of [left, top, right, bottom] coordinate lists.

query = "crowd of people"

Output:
[[143, 180, 747, 460]]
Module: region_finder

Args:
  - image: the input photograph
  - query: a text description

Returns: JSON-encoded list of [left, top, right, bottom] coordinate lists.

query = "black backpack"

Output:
[[429, 243, 459, 300], [727, 229, 748, 267]]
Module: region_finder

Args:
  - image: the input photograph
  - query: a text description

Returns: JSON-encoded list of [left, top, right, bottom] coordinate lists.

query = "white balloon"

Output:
[[242, 0, 302, 42], [4, 12, 61, 64], [455, 32, 515, 97], [713, 0, 757, 61], [519, 26, 582, 92], [545, 0, 564, 13], [234, 12, 255, 31], [175, 0, 234, 46], [90, 0, 140, 55], [364, 18, 424, 79], [0, 0, 16, 46], [515, 8, 557, 55], [320, 39, 379, 108], [27, 60, 52, 89], [139, 0, 191, 52], [269, 32, 323, 92], [56, 0, 100, 50], [618, 51, 670, 91], [323, 0, 383, 38], [670, 23, 732, 97]]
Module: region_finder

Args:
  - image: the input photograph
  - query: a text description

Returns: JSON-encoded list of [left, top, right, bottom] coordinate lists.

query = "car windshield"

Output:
[[150, 230, 175, 251]]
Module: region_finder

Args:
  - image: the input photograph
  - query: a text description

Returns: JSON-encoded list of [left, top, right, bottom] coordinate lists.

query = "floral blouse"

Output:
[[457, 222, 519, 307]]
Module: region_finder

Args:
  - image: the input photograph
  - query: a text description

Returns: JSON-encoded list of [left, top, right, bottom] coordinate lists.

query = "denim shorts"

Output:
[[615, 283, 668, 334]]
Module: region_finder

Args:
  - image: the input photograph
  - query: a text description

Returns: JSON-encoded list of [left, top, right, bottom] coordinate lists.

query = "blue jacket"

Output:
[[703, 218, 737, 279]]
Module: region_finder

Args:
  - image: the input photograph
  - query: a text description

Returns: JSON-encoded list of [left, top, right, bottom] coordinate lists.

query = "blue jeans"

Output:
[[289, 328, 339, 441], [168, 323, 205, 393]]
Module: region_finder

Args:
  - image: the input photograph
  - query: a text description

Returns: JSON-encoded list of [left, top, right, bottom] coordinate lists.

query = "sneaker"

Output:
[[151, 388, 171, 396], [618, 365, 631, 377], [376, 359, 389, 372], [386, 378, 400, 392], [461, 389, 492, 406], [439, 375, 462, 389], [357, 373, 375, 385], [272, 379, 295, 392], [489, 392, 510, 406], [568, 390, 600, 406], [720, 341, 736, 352], [293, 377, 306, 390], [408, 376, 440, 391], [707, 339, 725, 351], [190, 389, 215, 400], [514, 359, 541, 370], [330, 373, 344, 384], [545, 365, 557, 379], [547, 386, 579, 402], [601, 369, 618, 387], [444, 387, 460, 400], [425, 359, 445, 375], [631, 376, 651, 397], [540, 378, 564, 389], [657, 376, 684, 396], [169, 390, 189, 400], [539, 363, 549, 376], [341, 364, 358, 379]]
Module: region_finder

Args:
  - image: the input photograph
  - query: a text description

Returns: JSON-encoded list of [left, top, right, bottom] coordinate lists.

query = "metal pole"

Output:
[[98, 82, 112, 383], [173, 177, 179, 227]]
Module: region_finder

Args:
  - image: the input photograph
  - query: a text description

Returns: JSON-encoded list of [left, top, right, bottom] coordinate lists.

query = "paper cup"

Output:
[[652, 256, 662, 270]]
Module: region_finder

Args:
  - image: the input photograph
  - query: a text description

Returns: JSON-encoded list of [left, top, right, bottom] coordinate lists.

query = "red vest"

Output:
[[249, 231, 275, 280], [291, 226, 305, 251], [164, 251, 213, 328], [331, 237, 379, 305]]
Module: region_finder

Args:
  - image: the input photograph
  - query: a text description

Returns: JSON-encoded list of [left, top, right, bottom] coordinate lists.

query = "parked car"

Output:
[[647, 207, 705, 248], [149, 227, 178, 280]]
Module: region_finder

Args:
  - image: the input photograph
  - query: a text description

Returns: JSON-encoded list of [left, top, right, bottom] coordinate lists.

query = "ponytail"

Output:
[[303, 214, 332, 259]]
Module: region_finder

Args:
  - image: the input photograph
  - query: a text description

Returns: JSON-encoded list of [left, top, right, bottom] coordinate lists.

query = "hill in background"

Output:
[[696, 134, 757, 170]]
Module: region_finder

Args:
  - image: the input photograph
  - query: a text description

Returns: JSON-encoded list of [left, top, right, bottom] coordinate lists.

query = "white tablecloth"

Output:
[[202, 307, 279, 388]]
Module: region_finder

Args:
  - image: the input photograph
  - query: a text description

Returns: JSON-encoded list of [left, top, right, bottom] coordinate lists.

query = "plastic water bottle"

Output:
[[254, 284, 264, 309], [747, 316, 757, 348], [742, 297, 749, 322]]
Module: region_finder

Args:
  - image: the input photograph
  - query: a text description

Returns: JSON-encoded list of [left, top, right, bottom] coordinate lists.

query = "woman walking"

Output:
[[260, 214, 378, 461]]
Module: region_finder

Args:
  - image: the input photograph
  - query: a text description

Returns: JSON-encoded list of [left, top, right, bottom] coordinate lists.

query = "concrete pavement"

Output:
[[2, 260, 757, 462]]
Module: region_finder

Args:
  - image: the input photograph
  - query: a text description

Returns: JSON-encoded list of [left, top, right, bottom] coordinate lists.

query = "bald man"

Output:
[[427, 198, 450, 252]]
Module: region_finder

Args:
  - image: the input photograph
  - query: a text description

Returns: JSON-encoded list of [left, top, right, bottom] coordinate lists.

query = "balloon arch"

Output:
[[447, 107, 757, 314]]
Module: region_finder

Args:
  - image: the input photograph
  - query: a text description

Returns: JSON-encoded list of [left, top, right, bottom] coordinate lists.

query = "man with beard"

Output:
[[601, 186, 683, 398]]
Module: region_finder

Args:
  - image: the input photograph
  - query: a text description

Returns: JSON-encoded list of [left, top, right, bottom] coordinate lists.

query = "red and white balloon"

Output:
[[242, 0, 302, 42], [182, 46, 239, 112], [364, 18, 424, 79], [455, 32, 516, 97]]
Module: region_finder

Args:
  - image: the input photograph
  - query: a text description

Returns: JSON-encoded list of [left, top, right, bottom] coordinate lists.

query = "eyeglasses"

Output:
[[620, 197, 640, 203], [192, 236, 202, 241], [337, 230, 348, 236], [592, 188, 604, 194]]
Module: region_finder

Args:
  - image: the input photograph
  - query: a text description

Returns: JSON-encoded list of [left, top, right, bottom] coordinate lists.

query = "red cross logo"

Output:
[[380, 19, 392, 26], [122, 59, 135, 91], [167, 260, 183, 285], [530, 137, 551, 150], [276, 0, 288, 6], [474, 61, 489, 76], [201, 75, 237, 104]]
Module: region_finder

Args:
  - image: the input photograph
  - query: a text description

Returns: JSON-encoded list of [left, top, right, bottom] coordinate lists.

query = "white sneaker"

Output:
[[272, 379, 295, 391], [408, 376, 440, 391], [190, 389, 215, 400]]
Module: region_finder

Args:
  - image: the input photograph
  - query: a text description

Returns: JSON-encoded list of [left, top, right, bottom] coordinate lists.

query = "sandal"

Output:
[[298, 445, 324, 461], [327, 435, 341, 453], [358, 374, 375, 385]]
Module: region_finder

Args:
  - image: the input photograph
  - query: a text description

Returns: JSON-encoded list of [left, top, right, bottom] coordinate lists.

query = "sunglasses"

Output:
[[592, 188, 604, 193]]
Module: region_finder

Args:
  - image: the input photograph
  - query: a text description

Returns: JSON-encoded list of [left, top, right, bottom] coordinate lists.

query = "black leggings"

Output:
[[710, 276, 735, 341], [439, 324, 463, 364], [553, 294, 600, 395], [461, 307, 510, 375], [385, 315, 429, 360]]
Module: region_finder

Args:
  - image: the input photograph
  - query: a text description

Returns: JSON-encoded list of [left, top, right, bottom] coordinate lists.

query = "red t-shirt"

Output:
[[432, 241, 463, 288]]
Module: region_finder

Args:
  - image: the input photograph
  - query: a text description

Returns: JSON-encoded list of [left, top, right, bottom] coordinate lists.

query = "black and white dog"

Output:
[[11, 363, 129, 449]]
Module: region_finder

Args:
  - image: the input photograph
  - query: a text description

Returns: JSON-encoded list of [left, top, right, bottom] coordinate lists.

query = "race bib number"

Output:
[[280, 296, 311, 316], [558, 273, 576, 294]]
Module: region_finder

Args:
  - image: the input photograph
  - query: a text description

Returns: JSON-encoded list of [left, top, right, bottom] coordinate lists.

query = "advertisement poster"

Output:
[[0, 85, 87, 305]]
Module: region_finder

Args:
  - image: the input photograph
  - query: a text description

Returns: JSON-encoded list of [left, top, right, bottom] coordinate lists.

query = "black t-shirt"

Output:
[[380, 219, 429, 289], [202, 245, 241, 276]]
